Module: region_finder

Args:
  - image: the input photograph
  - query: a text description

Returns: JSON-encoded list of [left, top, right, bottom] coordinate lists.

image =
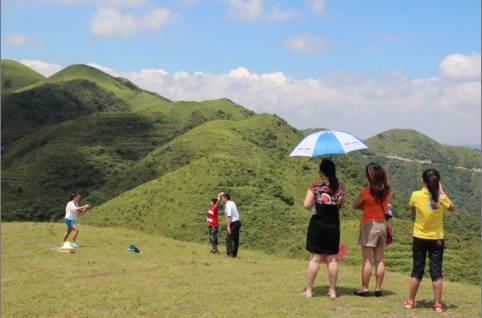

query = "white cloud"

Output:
[[7, 34, 38, 46], [19, 59, 62, 76], [18, 54, 481, 144], [283, 33, 330, 54], [89, 6, 173, 37], [117, 56, 479, 144], [268, 4, 298, 22], [226, 0, 263, 21], [86, 63, 120, 77], [306, 0, 325, 15], [439, 53, 481, 80], [225, 0, 297, 22]]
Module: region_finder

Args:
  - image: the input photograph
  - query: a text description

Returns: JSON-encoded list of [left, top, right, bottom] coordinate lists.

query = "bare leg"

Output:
[[408, 277, 421, 302], [62, 227, 72, 243], [326, 255, 338, 298], [72, 226, 80, 242], [360, 246, 373, 292], [432, 278, 443, 305], [305, 254, 321, 297], [374, 246, 385, 291]]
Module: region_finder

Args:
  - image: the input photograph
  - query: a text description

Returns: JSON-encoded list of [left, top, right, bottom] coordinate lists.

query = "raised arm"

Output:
[[439, 182, 455, 212], [78, 204, 90, 212]]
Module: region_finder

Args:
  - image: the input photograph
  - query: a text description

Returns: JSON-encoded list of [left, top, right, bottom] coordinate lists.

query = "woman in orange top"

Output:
[[353, 163, 392, 297]]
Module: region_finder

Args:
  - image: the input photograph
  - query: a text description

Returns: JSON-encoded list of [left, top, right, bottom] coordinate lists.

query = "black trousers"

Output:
[[226, 221, 241, 257], [411, 237, 445, 281]]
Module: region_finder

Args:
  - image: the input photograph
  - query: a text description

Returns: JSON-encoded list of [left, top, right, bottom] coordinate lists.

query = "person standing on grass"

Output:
[[219, 192, 241, 258], [62, 192, 90, 248], [404, 169, 454, 313], [207, 198, 220, 254], [302, 158, 346, 298], [353, 163, 392, 297]]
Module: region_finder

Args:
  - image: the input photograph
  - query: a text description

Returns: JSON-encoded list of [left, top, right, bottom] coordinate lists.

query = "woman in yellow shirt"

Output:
[[404, 169, 454, 313]]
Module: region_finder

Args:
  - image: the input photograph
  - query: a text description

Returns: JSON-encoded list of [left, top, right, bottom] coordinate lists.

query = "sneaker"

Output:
[[71, 243, 80, 248], [128, 244, 141, 253]]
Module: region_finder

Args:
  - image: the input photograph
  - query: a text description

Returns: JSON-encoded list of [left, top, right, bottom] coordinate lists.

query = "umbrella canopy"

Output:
[[289, 130, 368, 157]]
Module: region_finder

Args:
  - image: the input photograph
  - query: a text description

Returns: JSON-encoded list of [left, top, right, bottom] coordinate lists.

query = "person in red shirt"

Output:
[[207, 198, 219, 254]]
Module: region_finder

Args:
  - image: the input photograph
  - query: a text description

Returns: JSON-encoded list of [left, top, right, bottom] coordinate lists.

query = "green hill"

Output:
[[15, 64, 170, 112], [2, 79, 129, 146], [2, 99, 253, 221], [2, 223, 480, 317], [1, 60, 45, 95], [2, 60, 480, 285]]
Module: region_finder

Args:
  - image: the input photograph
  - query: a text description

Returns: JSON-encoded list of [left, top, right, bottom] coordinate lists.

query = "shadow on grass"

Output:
[[416, 299, 458, 309], [313, 286, 396, 298]]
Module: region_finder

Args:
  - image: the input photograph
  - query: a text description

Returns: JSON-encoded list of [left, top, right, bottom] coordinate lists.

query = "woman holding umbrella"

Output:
[[302, 158, 346, 298], [291, 130, 367, 298]]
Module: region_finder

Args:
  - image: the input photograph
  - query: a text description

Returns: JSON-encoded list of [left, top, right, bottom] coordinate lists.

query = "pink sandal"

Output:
[[434, 303, 444, 313], [404, 300, 414, 309]]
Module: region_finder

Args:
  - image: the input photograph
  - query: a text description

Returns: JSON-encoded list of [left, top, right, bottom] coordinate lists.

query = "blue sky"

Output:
[[2, 0, 481, 144], [3, 0, 480, 77]]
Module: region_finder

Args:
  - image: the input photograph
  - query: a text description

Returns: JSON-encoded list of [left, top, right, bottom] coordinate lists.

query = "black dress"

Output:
[[306, 181, 346, 255]]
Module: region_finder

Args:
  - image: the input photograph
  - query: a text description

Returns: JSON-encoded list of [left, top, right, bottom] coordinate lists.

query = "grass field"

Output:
[[2, 223, 480, 318]]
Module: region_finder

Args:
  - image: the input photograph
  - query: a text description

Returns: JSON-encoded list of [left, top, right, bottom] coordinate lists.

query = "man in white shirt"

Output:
[[219, 192, 241, 257]]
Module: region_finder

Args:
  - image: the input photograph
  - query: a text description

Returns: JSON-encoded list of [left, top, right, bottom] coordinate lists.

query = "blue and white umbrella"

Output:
[[289, 130, 368, 157]]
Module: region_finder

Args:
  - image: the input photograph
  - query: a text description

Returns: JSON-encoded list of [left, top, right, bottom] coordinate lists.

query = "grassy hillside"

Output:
[[1, 60, 44, 95], [2, 79, 129, 146], [15, 64, 170, 112], [2, 223, 480, 318], [366, 129, 480, 169], [2, 60, 480, 285], [83, 152, 480, 284], [2, 99, 254, 220]]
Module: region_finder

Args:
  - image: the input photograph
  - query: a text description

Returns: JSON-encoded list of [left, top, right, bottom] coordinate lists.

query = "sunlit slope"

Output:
[[13, 63, 170, 112], [2, 99, 254, 220], [1, 59, 44, 95]]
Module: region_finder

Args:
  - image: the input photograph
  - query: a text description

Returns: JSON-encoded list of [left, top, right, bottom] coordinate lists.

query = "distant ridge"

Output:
[[366, 128, 480, 169]]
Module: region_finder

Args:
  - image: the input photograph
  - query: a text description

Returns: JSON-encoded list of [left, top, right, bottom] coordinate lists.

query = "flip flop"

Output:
[[301, 291, 313, 298], [354, 290, 369, 297], [327, 291, 336, 299], [404, 300, 414, 309], [434, 303, 444, 313], [374, 290, 382, 297]]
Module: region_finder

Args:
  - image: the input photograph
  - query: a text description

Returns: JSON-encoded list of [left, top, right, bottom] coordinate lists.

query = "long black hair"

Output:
[[320, 158, 339, 193], [366, 163, 390, 205], [422, 169, 440, 204]]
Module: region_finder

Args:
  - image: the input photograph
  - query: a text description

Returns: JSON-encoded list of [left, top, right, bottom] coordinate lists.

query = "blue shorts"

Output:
[[64, 219, 77, 228]]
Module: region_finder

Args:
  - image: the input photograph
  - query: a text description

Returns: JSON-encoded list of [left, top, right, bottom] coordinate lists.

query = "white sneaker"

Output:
[[71, 243, 80, 248]]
